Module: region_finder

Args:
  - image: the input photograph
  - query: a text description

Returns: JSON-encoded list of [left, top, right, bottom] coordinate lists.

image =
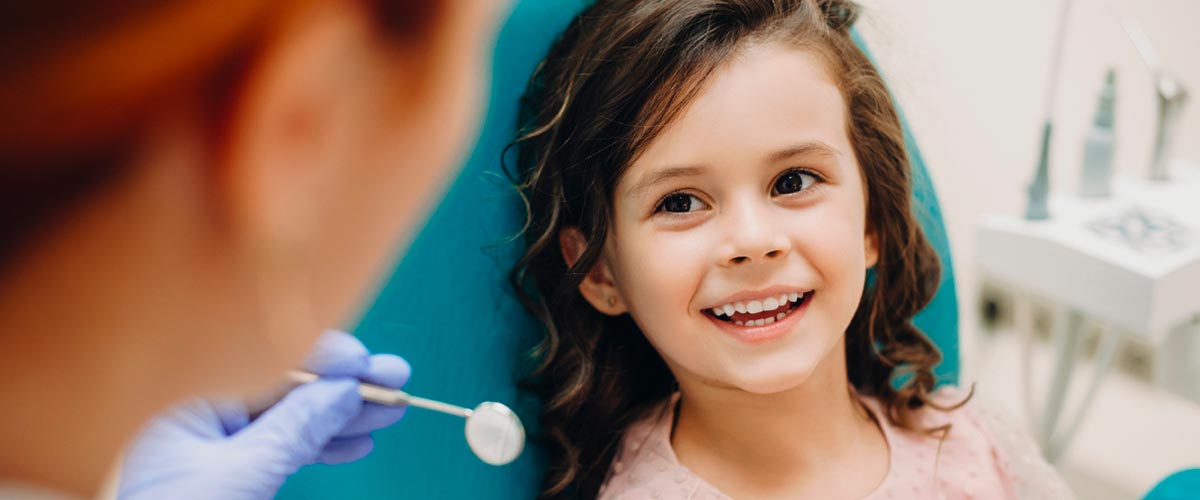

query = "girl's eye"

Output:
[[656, 192, 709, 214], [772, 169, 819, 196]]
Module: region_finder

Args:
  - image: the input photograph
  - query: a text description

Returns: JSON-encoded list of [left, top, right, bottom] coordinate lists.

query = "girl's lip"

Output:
[[705, 291, 813, 344]]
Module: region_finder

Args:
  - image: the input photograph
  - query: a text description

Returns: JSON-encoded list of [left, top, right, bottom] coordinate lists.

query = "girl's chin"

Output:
[[725, 365, 819, 395]]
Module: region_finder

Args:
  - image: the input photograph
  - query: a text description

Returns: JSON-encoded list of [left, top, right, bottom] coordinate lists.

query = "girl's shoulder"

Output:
[[862, 385, 1074, 500]]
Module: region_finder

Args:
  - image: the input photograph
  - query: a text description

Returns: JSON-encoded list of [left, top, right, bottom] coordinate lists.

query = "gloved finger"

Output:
[[240, 379, 362, 469], [336, 403, 408, 438], [303, 330, 370, 378], [360, 354, 411, 388], [334, 354, 411, 438], [315, 435, 375, 465], [209, 399, 251, 435]]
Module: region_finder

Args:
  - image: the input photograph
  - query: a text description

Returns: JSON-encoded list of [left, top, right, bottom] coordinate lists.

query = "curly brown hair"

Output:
[[507, 0, 956, 497]]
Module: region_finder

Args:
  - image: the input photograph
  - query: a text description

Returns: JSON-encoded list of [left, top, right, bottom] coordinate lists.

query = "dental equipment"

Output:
[[1114, 4, 1190, 181], [287, 370, 525, 466], [1080, 70, 1117, 198], [1024, 0, 1074, 220]]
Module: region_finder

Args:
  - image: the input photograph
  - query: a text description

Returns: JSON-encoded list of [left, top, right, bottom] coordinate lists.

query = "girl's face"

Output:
[[602, 42, 876, 394]]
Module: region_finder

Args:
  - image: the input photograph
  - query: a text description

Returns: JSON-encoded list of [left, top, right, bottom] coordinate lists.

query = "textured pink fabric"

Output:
[[598, 387, 1071, 499]]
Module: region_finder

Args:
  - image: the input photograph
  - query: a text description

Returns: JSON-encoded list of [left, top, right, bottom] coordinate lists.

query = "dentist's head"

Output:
[[0, 0, 501, 490]]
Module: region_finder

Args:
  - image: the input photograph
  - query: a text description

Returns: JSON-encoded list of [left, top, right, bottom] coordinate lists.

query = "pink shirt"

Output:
[[598, 388, 1072, 499]]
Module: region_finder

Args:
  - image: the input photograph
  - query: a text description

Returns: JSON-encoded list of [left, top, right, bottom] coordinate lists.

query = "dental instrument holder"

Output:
[[978, 163, 1200, 463], [1026, 3, 1193, 216]]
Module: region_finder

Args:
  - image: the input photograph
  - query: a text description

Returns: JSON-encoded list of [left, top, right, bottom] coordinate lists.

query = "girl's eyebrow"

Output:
[[627, 165, 708, 198], [765, 141, 841, 163]]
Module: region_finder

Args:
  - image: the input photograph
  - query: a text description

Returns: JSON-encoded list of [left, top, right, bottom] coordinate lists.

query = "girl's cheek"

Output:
[[647, 229, 715, 276], [618, 227, 709, 309]]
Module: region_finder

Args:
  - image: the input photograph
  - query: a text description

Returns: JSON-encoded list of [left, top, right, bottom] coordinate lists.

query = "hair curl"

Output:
[[507, 1, 957, 497]]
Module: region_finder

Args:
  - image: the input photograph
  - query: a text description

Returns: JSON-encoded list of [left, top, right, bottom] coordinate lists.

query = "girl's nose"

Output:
[[716, 202, 792, 267]]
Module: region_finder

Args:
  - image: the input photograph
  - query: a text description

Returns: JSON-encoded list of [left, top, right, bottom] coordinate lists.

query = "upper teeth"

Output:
[[710, 292, 803, 317]]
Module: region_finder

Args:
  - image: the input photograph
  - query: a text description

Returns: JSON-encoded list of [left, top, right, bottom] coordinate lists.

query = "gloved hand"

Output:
[[118, 330, 410, 500]]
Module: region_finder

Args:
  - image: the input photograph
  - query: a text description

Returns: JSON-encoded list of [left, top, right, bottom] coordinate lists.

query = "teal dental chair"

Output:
[[276, 1, 959, 498], [1144, 469, 1200, 500]]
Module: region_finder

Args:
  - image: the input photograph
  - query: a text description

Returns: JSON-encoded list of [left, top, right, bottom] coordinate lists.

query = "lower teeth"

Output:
[[733, 312, 784, 327]]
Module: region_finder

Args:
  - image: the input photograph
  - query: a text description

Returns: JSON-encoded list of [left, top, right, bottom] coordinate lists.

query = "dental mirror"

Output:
[[287, 371, 525, 466]]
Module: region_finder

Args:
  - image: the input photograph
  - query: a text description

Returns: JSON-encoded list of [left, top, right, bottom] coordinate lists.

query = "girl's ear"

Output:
[[865, 227, 879, 268], [560, 227, 628, 316]]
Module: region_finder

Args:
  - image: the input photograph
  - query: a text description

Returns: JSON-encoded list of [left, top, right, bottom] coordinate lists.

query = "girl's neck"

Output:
[[670, 340, 889, 498]]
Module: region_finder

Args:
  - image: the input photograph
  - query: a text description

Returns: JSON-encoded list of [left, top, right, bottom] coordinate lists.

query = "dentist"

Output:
[[0, 1, 503, 498]]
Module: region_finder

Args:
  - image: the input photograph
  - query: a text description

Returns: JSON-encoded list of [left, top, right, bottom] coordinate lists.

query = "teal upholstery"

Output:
[[277, 1, 958, 499], [1144, 469, 1200, 500], [851, 29, 961, 386]]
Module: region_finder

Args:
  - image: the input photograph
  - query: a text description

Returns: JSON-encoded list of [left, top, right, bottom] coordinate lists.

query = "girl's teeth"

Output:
[[711, 292, 809, 325]]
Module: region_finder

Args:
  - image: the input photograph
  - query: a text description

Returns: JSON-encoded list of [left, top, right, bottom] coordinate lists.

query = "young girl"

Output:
[[510, 1, 1070, 498]]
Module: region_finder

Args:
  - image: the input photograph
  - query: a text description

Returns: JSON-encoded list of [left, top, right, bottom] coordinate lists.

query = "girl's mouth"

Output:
[[705, 291, 810, 327]]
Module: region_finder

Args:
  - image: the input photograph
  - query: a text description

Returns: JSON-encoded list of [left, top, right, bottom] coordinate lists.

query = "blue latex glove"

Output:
[[118, 330, 410, 500]]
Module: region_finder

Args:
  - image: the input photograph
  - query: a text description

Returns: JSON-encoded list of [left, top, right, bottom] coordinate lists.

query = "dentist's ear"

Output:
[[560, 227, 628, 316]]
